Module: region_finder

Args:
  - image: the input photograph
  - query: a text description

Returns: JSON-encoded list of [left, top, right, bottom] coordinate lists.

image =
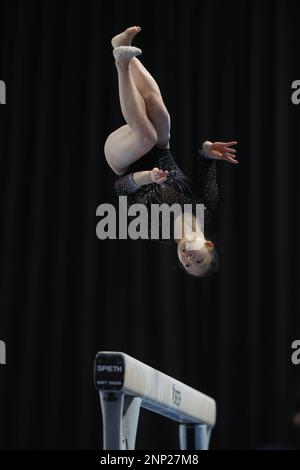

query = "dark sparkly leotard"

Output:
[[114, 146, 219, 240]]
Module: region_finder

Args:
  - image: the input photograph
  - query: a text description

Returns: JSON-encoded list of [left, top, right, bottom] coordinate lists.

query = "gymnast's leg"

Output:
[[104, 46, 158, 175], [112, 26, 171, 149]]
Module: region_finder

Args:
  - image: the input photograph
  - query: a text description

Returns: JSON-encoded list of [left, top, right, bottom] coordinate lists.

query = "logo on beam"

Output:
[[172, 384, 182, 407]]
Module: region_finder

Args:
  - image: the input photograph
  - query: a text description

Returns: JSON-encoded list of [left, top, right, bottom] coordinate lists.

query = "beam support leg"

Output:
[[179, 424, 211, 450], [99, 391, 142, 450]]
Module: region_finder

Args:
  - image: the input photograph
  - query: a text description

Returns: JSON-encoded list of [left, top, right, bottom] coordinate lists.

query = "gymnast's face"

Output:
[[177, 239, 215, 277]]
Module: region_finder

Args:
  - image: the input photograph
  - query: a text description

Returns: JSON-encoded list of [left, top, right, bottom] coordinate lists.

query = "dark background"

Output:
[[0, 0, 299, 450]]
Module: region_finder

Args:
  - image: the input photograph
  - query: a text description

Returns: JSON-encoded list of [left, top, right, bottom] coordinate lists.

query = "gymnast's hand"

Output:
[[203, 141, 238, 164], [150, 167, 169, 184], [132, 169, 169, 186]]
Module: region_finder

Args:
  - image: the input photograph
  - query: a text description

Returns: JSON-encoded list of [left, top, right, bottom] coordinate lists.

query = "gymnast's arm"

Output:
[[114, 168, 169, 196], [195, 140, 238, 215]]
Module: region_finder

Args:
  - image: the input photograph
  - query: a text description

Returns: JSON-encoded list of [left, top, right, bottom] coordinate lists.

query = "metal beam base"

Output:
[[179, 424, 211, 450], [99, 391, 142, 450]]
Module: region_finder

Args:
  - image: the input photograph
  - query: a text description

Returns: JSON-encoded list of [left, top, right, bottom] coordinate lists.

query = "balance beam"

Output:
[[94, 351, 216, 450]]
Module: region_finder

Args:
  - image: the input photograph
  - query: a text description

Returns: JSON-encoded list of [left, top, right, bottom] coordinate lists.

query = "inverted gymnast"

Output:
[[104, 26, 238, 278]]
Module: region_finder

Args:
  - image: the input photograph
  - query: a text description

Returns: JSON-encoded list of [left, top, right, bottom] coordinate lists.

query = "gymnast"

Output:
[[104, 26, 238, 278]]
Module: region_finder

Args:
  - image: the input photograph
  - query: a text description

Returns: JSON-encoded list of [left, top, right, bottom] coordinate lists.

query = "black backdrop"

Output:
[[0, 0, 299, 450]]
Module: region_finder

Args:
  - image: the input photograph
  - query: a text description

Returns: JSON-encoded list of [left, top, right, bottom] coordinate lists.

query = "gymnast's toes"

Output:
[[111, 26, 141, 48]]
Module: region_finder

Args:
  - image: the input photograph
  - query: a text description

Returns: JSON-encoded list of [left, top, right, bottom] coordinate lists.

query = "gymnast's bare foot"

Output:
[[113, 46, 142, 68], [111, 26, 141, 49]]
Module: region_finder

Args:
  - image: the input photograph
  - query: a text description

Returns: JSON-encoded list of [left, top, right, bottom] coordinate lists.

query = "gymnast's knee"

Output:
[[105, 157, 127, 176]]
